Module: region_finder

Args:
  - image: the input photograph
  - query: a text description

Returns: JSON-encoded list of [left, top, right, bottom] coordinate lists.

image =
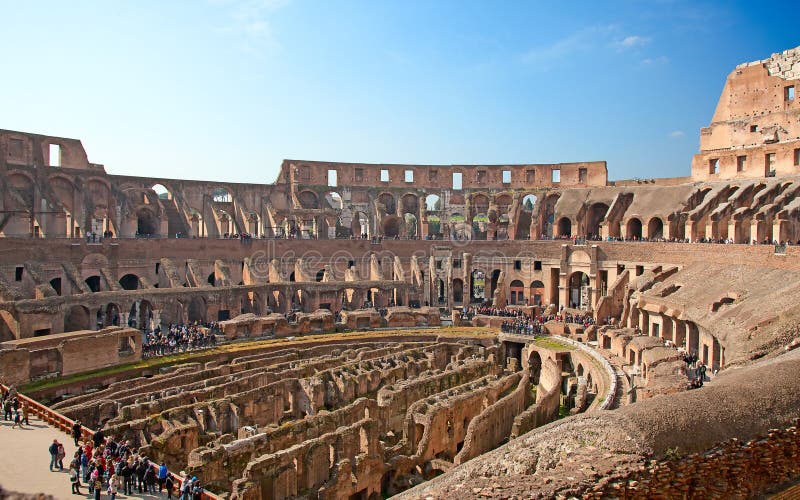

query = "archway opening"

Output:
[[568, 272, 591, 310], [452, 278, 464, 304], [627, 218, 643, 240], [382, 215, 403, 238], [510, 279, 525, 305], [85, 275, 101, 293], [119, 273, 140, 290], [648, 217, 664, 240], [136, 208, 159, 236], [470, 270, 485, 302], [65, 305, 90, 332], [557, 217, 572, 237], [425, 194, 442, 212]]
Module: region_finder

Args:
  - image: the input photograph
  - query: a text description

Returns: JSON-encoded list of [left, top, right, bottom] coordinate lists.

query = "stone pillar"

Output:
[[120, 312, 130, 328], [685, 220, 695, 243], [750, 220, 760, 244]]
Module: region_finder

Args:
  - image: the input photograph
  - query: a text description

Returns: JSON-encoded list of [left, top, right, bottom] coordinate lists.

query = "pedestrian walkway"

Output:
[[0, 415, 167, 499]]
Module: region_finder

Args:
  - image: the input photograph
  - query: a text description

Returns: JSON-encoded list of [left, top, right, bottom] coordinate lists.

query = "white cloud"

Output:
[[669, 130, 685, 138], [212, 0, 290, 54], [641, 55, 670, 66], [616, 35, 651, 49], [520, 24, 617, 65]]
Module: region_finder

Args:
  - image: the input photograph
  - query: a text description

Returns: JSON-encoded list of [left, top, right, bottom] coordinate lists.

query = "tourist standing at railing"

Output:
[[158, 462, 169, 492]]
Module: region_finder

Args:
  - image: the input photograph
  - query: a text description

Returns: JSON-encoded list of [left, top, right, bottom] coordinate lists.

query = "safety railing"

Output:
[[0, 384, 221, 500]]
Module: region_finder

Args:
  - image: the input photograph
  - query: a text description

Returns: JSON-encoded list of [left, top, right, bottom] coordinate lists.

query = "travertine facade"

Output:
[[2, 45, 800, 499]]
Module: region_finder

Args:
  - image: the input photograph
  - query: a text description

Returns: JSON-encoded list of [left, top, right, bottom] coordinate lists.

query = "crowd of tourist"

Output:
[[500, 315, 543, 336], [50, 422, 206, 499], [1, 386, 29, 429], [142, 322, 219, 358]]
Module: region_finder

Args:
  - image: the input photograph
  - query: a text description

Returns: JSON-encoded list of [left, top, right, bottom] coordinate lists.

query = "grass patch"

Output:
[[532, 336, 575, 351]]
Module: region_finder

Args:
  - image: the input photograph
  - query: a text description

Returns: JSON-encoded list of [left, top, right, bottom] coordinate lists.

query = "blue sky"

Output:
[[1, 1, 797, 183]]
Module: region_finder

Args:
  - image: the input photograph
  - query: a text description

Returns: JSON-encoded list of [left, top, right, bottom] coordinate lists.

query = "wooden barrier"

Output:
[[0, 384, 221, 500]]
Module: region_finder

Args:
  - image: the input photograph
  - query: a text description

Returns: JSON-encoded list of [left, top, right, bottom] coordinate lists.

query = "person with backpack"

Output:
[[164, 475, 175, 500], [191, 480, 203, 500], [180, 476, 194, 500]]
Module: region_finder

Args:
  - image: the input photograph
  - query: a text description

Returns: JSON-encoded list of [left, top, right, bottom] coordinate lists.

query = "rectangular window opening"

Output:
[[354, 168, 364, 182], [526, 169, 536, 183], [737, 155, 747, 172], [794, 148, 800, 167], [477, 170, 487, 183], [327, 169, 338, 187], [502, 170, 511, 184], [534, 260, 542, 271], [578, 168, 587, 183], [514, 260, 522, 270], [452, 172, 463, 190], [15, 266, 23, 281], [452, 259, 461, 269], [636, 265, 644, 276], [766, 153, 776, 176], [429, 169, 438, 181], [750, 124, 759, 133], [786, 86, 795, 101], [551, 169, 560, 183], [405, 170, 414, 183], [49, 144, 61, 167], [380, 169, 389, 183], [709, 158, 720, 175]]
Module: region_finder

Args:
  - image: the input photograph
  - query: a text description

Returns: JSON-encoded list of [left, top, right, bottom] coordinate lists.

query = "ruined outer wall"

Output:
[[692, 47, 800, 181], [280, 159, 608, 188], [510, 357, 561, 438]]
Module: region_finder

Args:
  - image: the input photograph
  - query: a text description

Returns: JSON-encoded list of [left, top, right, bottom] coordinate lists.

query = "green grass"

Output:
[[532, 336, 576, 351]]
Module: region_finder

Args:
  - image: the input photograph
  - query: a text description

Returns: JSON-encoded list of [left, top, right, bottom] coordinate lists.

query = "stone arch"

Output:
[[470, 269, 485, 302], [648, 217, 664, 240], [119, 273, 141, 290], [49, 277, 62, 296], [401, 193, 419, 214], [626, 217, 643, 240], [188, 296, 207, 322], [378, 193, 396, 215], [426, 215, 442, 238], [425, 194, 442, 212], [104, 303, 121, 327], [528, 350, 542, 384], [381, 215, 403, 238], [472, 213, 489, 240], [471, 194, 489, 216], [316, 269, 325, 282], [557, 217, 572, 237], [136, 206, 159, 236], [586, 203, 609, 238], [64, 305, 90, 332], [450, 213, 469, 240], [542, 194, 559, 238], [530, 280, 545, 306], [510, 279, 525, 305], [404, 213, 418, 238], [323, 191, 343, 210], [352, 211, 370, 238], [452, 278, 464, 304], [212, 186, 233, 203], [151, 183, 171, 200], [295, 190, 316, 210], [568, 271, 591, 310], [85, 275, 101, 293]]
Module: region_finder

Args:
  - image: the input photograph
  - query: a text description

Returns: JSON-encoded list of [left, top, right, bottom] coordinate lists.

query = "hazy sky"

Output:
[[1, 1, 797, 183]]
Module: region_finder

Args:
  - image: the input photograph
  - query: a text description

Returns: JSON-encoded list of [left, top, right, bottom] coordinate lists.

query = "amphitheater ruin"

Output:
[[1, 46, 800, 499]]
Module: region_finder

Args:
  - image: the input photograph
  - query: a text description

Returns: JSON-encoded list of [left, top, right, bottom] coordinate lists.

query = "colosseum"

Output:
[[1, 47, 800, 499]]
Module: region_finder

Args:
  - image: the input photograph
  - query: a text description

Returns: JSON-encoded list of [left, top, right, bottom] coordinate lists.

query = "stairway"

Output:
[[162, 199, 189, 237]]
